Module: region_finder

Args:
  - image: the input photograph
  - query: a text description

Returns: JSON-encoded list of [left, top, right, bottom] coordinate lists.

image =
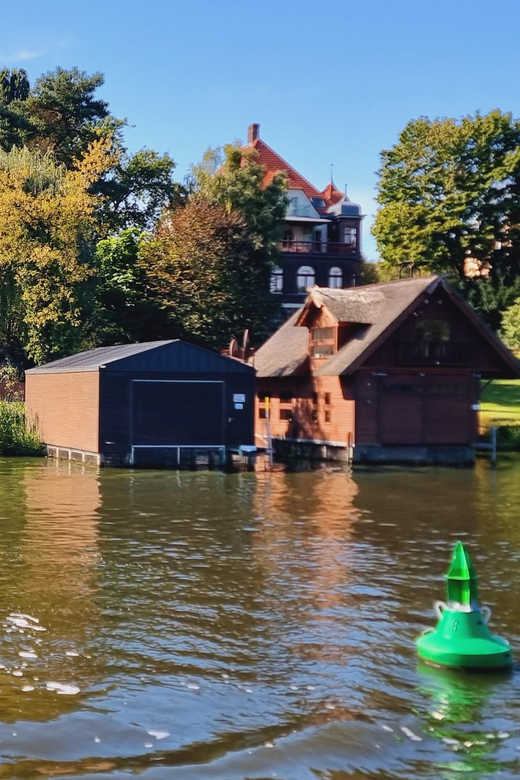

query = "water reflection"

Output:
[[417, 663, 517, 779], [0, 459, 515, 777]]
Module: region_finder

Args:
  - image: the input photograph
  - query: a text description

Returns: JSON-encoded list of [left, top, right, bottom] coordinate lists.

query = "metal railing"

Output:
[[280, 240, 357, 256], [398, 341, 473, 366]]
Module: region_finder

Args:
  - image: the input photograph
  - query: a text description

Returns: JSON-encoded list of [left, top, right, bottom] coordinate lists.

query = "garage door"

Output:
[[132, 381, 225, 446], [423, 377, 472, 444], [379, 375, 473, 446], [380, 375, 423, 445]]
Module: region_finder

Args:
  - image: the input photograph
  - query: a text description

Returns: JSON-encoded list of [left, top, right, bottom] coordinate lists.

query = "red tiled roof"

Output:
[[321, 181, 345, 206], [247, 138, 321, 200]]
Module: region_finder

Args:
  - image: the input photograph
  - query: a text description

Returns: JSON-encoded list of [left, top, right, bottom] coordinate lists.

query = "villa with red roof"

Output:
[[244, 124, 363, 311]]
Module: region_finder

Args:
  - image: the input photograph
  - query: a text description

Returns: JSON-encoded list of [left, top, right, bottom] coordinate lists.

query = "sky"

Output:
[[2, 0, 520, 260]]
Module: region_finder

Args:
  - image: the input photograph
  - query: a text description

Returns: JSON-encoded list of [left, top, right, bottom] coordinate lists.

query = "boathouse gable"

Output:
[[26, 340, 255, 467]]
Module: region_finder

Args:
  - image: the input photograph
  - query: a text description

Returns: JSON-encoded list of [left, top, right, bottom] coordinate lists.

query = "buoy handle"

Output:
[[434, 600, 447, 619], [481, 605, 491, 624]]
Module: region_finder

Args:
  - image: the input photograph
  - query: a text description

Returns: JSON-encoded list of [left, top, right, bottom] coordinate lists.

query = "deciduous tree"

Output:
[[373, 111, 520, 325], [141, 199, 280, 348], [0, 138, 115, 363]]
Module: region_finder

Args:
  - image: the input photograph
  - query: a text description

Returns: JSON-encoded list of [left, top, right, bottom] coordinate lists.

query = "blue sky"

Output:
[[2, 0, 520, 259]]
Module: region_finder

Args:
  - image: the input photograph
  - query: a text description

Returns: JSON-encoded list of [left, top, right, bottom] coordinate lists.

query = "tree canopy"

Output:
[[141, 198, 282, 348], [0, 138, 115, 363]]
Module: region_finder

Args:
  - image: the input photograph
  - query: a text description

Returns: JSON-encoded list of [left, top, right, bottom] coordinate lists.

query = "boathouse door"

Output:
[[131, 380, 225, 447], [379, 375, 423, 444], [379, 374, 473, 446]]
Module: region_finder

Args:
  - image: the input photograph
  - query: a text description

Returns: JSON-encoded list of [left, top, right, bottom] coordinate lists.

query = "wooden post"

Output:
[[491, 426, 497, 466]]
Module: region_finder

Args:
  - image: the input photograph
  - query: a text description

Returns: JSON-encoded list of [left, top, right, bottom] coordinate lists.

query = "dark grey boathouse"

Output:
[[26, 340, 256, 467]]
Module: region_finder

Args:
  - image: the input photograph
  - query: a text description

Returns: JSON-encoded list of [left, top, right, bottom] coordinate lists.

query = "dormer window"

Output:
[[311, 326, 336, 357]]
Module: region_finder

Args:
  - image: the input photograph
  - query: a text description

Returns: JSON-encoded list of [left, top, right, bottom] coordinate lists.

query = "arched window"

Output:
[[328, 267, 342, 288], [297, 265, 315, 292], [270, 266, 283, 294]]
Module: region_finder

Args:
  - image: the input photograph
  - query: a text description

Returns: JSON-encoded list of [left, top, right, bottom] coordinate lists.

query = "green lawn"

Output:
[[480, 379, 520, 427]]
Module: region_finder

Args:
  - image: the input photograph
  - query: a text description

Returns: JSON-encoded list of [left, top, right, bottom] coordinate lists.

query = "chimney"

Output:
[[248, 123, 260, 144]]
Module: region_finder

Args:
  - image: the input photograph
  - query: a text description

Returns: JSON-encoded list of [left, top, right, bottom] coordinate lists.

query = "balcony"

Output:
[[280, 240, 357, 256], [398, 341, 473, 366]]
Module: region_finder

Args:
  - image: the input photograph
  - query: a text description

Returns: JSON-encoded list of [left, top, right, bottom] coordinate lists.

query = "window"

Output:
[[312, 327, 334, 341], [344, 226, 357, 246], [311, 327, 336, 358], [270, 266, 283, 294], [259, 407, 268, 419], [311, 344, 334, 357], [297, 266, 315, 292], [282, 229, 294, 248], [312, 392, 318, 423], [325, 393, 331, 405], [416, 319, 450, 342], [329, 267, 342, 288], [325, 410, 331, 423], [280, 408, 293, 421], [288, 196, 299, 216]]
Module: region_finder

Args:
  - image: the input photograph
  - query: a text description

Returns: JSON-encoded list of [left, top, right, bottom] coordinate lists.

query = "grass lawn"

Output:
[[480, 379, 520, 427]]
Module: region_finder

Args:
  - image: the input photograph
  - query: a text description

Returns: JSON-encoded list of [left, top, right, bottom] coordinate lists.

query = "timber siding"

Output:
[[253, 276, 520, 464], [25, 372, 100, 454]]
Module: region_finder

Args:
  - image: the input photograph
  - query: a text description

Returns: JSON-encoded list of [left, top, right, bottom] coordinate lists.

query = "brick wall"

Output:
[[256, 375, 355, 446], [25, 372, 100, 453]]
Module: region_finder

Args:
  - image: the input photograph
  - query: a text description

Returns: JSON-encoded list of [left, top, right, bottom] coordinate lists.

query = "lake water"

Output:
[[0, 457, 519, 778]]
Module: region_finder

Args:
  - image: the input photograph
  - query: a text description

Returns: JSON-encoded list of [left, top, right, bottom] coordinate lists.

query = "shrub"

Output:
[[0, 401, 43, 456]]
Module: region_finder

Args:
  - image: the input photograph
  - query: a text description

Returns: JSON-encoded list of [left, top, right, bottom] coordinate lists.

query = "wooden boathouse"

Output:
[[25, 340, 255, 467], [253, 275, 520, 465]]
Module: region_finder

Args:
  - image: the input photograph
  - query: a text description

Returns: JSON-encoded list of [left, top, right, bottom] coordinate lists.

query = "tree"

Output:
[[140, 199, 280, 348], [373, 111, 520, 326], [24, 67, 111, 165], [97, 148, 181, 231], [0, 67, 179, 233], [90, 228, 167, 345], [190, 144, 288, 267], [0, 138, 115, 363], [501, 296, 520, 353], [0, 68, 32, 153]]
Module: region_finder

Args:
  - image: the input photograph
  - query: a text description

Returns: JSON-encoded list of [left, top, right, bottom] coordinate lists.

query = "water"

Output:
[[0, 458, 518, 778]]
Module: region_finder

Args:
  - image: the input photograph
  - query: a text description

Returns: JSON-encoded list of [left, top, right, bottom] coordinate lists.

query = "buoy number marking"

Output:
[[452, 620, 459, 633]]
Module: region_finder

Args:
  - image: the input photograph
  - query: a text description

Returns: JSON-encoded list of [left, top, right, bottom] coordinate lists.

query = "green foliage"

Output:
[[500, 296, 520, 353], [0, 139, 115, 364], [0, 401, 43, 455], [90, 228, 167, 345], [0, 69, 286, 366], [141, 199, 280, 348], [190, 144, 288, 263], [25, 67, 110, 165], [373, 110, 520, 327], [98, 148, 180, 231]]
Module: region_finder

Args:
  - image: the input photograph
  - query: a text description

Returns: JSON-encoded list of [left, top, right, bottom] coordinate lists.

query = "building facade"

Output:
[[252, 276, 520, 465], [26, 340, 255, 467], [245, 124, 363, 311]]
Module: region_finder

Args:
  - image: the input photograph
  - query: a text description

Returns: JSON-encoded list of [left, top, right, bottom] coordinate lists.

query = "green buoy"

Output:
[[416, 541, 512, 671]]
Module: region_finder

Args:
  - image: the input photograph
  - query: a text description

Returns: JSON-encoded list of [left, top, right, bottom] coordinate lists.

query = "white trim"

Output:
[[284, 216, 330, 224], [132, 380, 224, 384], [132, 444, 225, 449]]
